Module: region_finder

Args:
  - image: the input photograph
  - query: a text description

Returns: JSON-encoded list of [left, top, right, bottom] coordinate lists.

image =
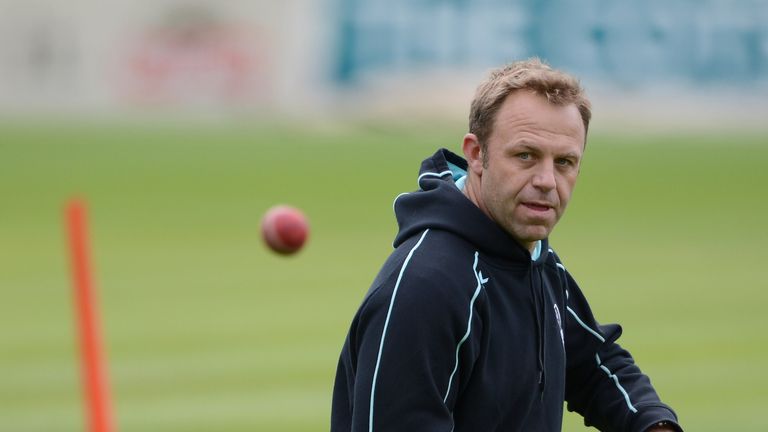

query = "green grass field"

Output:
[[2, 119, 767, 431]]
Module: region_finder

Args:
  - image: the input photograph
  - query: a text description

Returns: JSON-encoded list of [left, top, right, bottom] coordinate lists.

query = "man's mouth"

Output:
[[522, 202, 553, 212]]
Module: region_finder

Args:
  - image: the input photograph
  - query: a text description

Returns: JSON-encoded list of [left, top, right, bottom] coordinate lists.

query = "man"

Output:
[[331, 58, 682, 432]]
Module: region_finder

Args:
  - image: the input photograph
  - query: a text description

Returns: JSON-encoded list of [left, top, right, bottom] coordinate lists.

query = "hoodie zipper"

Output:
[[530, 262, 546, 398]]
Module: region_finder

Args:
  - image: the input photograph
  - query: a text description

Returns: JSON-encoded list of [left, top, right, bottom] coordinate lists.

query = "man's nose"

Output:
[[531, 162, 556, 191]]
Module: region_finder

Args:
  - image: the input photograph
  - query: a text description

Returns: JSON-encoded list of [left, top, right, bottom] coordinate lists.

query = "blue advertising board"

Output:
[[333, 0, 768, 86]]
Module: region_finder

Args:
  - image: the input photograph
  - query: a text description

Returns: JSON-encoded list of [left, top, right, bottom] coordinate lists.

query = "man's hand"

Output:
[[646, 421, 680, 432]]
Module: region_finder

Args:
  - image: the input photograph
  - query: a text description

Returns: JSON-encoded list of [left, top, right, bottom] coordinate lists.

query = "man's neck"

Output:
[[463, 176, 542, 258]]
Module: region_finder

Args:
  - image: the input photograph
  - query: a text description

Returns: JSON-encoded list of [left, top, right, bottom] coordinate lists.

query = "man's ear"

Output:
[[463, 133, 484, 176]]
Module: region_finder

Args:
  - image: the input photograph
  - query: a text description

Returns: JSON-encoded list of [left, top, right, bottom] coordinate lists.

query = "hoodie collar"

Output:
[[393, 148, 549, 263]]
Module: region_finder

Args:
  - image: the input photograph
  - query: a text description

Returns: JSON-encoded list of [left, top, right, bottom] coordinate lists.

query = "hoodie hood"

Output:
[[393, 148, 549, 263]]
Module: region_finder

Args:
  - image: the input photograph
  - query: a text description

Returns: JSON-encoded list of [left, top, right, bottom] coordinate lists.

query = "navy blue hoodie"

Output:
[[331, 149, 681, 432]]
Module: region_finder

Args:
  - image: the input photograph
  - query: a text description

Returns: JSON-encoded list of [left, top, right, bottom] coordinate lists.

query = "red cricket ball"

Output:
[[260, 205, 309, 255]]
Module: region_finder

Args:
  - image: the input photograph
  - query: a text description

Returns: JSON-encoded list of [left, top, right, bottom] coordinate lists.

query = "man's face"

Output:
[[464, 91, 586, 250]]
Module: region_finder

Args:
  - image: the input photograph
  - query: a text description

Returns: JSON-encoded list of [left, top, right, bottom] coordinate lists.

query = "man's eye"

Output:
[[518, 152, 531, 160], [555, 158, 572, 166]]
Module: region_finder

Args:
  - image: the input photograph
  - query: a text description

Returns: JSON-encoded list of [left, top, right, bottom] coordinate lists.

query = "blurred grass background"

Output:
[[1, 120, 767, 431]]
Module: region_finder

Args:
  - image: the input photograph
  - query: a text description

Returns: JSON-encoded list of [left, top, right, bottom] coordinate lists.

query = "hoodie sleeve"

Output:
[[560, 269, 682, 432], [342, 241, 484, 432]]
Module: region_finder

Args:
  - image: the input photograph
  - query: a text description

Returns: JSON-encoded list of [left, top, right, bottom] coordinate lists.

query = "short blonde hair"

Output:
[[469, 58, 592, 162]]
